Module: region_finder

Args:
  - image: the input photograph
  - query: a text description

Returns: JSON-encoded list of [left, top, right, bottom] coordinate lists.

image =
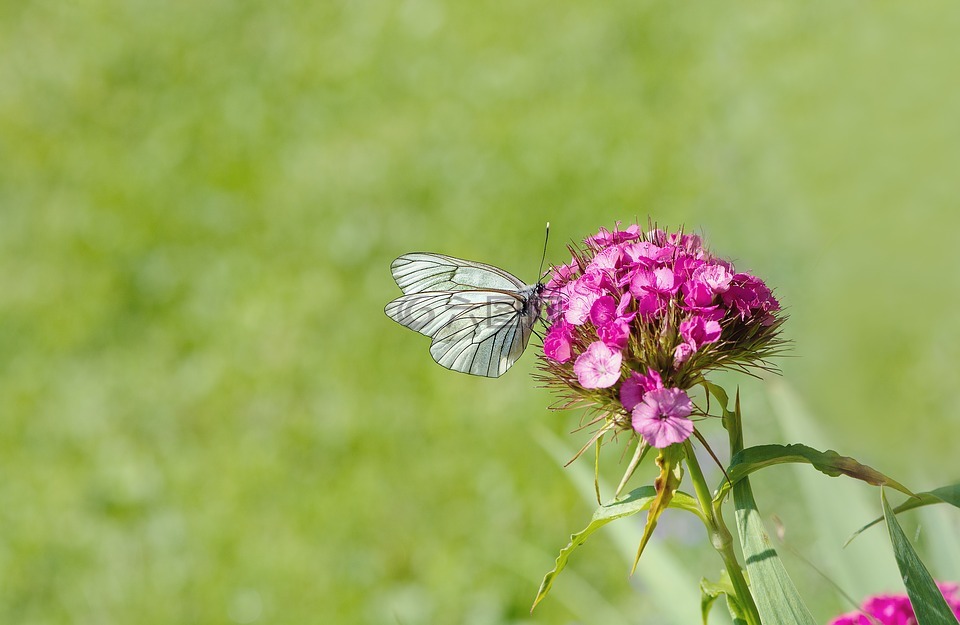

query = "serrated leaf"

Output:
[[718, 443, 915, 501], [734, 475, 817, 625], [881, 488, 960, 625], [845, 483, 960, 546], [531, 485, 701, 611]]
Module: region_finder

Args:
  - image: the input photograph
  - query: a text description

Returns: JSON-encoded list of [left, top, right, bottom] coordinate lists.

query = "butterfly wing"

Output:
[[385, 290, 490, 338], [386, 254, 541, 377], [390, 253, 525, 294], [427, 291, 534, 378]]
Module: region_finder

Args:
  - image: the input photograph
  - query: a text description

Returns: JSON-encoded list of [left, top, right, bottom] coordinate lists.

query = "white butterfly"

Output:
[[385, 252, 547, 377]]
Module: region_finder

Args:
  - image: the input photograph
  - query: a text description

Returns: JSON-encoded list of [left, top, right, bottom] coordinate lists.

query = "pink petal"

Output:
[[573, 342, 622, 389], [630, 388, 694, 447], [543, 321, 574, 363], [633, 412, 694, 448]]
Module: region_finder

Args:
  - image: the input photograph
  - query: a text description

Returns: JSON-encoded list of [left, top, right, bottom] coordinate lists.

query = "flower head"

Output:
[[538, 221, 787, 448]]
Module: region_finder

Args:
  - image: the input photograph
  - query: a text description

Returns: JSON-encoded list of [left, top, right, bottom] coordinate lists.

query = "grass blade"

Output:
[[881, 488, 960, 625], [734, 475, 818, 625]]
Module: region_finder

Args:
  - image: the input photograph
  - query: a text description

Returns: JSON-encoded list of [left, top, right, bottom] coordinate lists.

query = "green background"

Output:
[[2, 1, 959, 623]]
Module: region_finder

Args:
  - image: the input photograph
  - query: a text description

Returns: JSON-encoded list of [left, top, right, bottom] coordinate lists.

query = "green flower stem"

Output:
[[683, 440, 761, 625]]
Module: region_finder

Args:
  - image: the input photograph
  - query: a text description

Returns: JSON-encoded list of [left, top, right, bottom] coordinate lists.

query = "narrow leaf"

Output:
[[701, 588, 720, 625], [594, 434, 602, 505], [703, 381, 736, 431], [535, 425, 703, 623], [532, 485, 700, 611], [734, 475, 817, 625], [701, 572, 747, 625], [719, 443, 915, 500], [703, 381, 731, 414], [632, 445, 685, 574], [614, 437, 651, 500], [881, 488, 960, 625], [846, 483, 960, 546]]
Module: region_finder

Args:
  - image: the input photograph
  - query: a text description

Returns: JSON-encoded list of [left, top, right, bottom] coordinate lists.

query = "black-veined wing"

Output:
[[426, 290, 536, 378], [384, 290, 503, 338], [385, 254, 543, 377], [390, 253, 526, 295]]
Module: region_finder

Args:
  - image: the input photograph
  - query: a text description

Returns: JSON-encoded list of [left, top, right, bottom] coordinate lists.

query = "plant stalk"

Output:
[[683, 439, 761, 625]]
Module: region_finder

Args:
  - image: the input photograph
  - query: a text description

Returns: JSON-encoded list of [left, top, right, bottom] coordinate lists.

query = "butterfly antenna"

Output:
[[537, 222, 551, 282]]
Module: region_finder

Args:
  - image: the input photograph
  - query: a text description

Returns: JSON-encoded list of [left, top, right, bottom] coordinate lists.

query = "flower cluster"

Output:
[[827, 582, 960, 625], [540, 222, 785, 448]]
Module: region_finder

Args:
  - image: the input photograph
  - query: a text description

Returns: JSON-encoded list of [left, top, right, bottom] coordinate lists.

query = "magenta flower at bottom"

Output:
[[631, 387, 694, 448], [828, 583, 960, 625]]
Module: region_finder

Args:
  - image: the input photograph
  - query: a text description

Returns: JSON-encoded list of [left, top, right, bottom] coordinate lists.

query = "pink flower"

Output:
[[587, 245, 624, 273], [623, 241, 672, 267], [630, 267, 678, 320], [827, 583, 960, 625], [941, 582, 960, 612], [629, 267, 679, 298], [574, 342, 622, 389], [680, 279, 715, 310], [563, 271, 611, 325], [722, 273, 780, 320], [619, 368, 664, 412], [543, 320, 575, 363], [596, 319, 629, 350], [589, 296, 618, 327], [679, 314, 722, 350], [589, 295, 635, 350], [680, 262, 735, 312], [694, 263, 734, 293], [546, 258, 580, 289], [636, 292, 668, 319], [585, 223, 641, 248], [631, 387, 694, 448]]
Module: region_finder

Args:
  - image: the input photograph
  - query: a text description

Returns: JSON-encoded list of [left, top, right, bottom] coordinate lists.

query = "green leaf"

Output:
[[846, 483, 960, 546], [703, 381, 736, 431], [881, 488, 960, 625], [614, 437, 651, 500], [531, 485, 701, 611], [718, 443, 915, 500], [701, 572, 747, 625], [733, 475, 817, 625], [594, 434, 603, 505], [534, 426, 704, 622]]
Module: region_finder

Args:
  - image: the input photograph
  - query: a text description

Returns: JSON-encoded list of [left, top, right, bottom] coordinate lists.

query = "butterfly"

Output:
[[385, 229, 550, 378]]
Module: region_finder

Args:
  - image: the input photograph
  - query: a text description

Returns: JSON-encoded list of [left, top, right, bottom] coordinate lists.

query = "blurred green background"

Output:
[[2, 1, 959, 623]]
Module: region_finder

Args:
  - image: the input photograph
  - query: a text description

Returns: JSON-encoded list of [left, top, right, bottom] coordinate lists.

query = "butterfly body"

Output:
[[385, 253, 545, 377]]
